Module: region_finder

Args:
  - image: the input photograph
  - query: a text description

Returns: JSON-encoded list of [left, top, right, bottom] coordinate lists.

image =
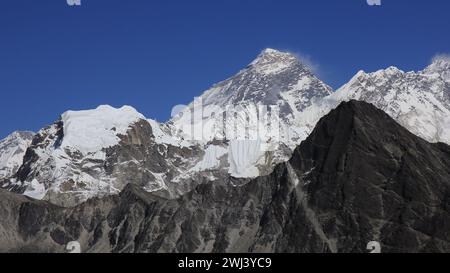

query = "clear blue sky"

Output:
[[0, 0, 449, 138]]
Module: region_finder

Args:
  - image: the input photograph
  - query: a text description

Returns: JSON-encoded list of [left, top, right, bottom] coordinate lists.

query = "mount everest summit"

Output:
[[0, 49, 449, 210]]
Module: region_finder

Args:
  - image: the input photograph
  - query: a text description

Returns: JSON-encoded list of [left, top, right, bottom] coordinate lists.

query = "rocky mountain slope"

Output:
[[0, 131, 34, 179], [1, 101, 449, 253]]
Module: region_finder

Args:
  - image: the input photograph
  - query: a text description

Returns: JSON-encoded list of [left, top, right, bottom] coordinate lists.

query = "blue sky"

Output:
[[0, 0, 449, 138]]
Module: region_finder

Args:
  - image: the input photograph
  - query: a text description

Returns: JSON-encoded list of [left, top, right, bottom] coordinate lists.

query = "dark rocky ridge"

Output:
[[0, 101, 449, 253]]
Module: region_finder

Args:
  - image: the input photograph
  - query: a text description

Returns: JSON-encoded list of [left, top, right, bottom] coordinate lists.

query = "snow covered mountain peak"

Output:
[[249, 48, 300, 74], [335, 66, 407, 96], [377, 66, 404, 76], [354, 66, 404, 81], [253, 48, 296, 61], [170, 48, 332, 179], [172, 48, 332, 145], [260, 48, 285, 55], [326, 59, 450, 144], [61, 105, 146, 154], [176, 48, 331, 115]]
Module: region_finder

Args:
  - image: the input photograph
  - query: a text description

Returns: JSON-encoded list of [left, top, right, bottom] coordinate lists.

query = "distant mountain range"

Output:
[[0, 49, 449, 253]]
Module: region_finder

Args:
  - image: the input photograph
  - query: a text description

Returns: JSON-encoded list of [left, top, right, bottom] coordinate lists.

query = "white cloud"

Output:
[[290, 51, 321, 75], [277, 48, 333, 85]]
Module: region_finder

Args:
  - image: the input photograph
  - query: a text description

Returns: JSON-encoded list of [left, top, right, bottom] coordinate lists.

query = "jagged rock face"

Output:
[[290, 101, 450, 252], [0, 131, 34, 180], [1, 101, 448, 253]]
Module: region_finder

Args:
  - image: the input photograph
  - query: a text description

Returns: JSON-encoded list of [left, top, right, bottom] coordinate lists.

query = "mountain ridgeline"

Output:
[[0, 101, 449, 253], [0, 49, 450, 253], [1, 49, 449, 209]]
